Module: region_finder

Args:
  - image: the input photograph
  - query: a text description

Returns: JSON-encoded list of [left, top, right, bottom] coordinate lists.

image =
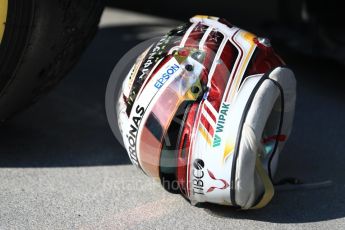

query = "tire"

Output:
[[0, 0, 104, 122]]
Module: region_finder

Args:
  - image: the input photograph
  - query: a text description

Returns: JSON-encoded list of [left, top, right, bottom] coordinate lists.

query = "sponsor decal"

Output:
[[168, 22, 192, 37], [192, 158, 205, 195], [154, 63, 180, 89], [213, 102, 230, 147], [126, 50, 149, 93], [192, 159, 229, 194], [213, 135, 221, 148], [126, 34, 177, 114], [206, 170, 229, 193], [126, 105, 145, 166]]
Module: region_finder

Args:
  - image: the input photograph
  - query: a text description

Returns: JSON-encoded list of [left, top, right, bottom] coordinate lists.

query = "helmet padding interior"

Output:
[[234, 67, 296, 209]]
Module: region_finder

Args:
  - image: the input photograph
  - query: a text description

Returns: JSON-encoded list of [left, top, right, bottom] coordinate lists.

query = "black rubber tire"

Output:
[[0, 0, 104, 122]]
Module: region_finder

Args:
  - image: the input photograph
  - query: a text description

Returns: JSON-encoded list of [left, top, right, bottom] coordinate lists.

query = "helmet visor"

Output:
[[137, 48, 206, 179]]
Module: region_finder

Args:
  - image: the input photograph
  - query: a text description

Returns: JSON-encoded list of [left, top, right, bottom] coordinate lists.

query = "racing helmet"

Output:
[[114, 15, 296, 209]]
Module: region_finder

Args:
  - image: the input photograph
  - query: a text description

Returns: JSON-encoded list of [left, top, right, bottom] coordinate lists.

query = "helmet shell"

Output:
[[116, 15, 295, 208]]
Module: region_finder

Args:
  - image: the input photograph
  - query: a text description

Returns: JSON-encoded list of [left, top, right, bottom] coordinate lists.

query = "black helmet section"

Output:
[[159, 101, 193, 194]]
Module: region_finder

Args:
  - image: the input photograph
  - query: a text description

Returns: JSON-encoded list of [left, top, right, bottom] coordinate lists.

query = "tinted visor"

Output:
[[138, 49, 206, 179]]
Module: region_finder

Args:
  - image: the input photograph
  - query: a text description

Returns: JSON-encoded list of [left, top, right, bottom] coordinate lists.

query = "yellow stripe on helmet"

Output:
[[193, 15, 219, 20]]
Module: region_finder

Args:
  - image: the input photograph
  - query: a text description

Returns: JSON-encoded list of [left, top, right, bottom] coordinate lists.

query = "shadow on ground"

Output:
[[0, 22, 345, 224], [0, 25, 171, 167]]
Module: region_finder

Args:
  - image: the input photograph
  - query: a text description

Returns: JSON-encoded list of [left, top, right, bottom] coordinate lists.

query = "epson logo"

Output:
[[154, 64, 180, 89], [192, 158, 205, 195]]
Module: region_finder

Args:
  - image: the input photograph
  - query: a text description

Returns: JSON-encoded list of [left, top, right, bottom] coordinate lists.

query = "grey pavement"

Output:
[[1, 8, 345, 229]]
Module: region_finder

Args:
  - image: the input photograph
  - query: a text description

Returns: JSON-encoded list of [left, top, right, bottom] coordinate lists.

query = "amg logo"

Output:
[[213, 103, 230, 147]]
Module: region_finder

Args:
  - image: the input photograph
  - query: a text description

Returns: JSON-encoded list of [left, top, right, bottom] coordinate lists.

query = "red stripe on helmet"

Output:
[[200, 113, 215, 136], [203, 102, 217, 122], [207, 40, 239, 111], [184, 23, 208, 48]]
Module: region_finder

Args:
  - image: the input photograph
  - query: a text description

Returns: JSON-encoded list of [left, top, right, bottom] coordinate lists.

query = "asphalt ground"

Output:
[[1, 8, 345, 229]]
